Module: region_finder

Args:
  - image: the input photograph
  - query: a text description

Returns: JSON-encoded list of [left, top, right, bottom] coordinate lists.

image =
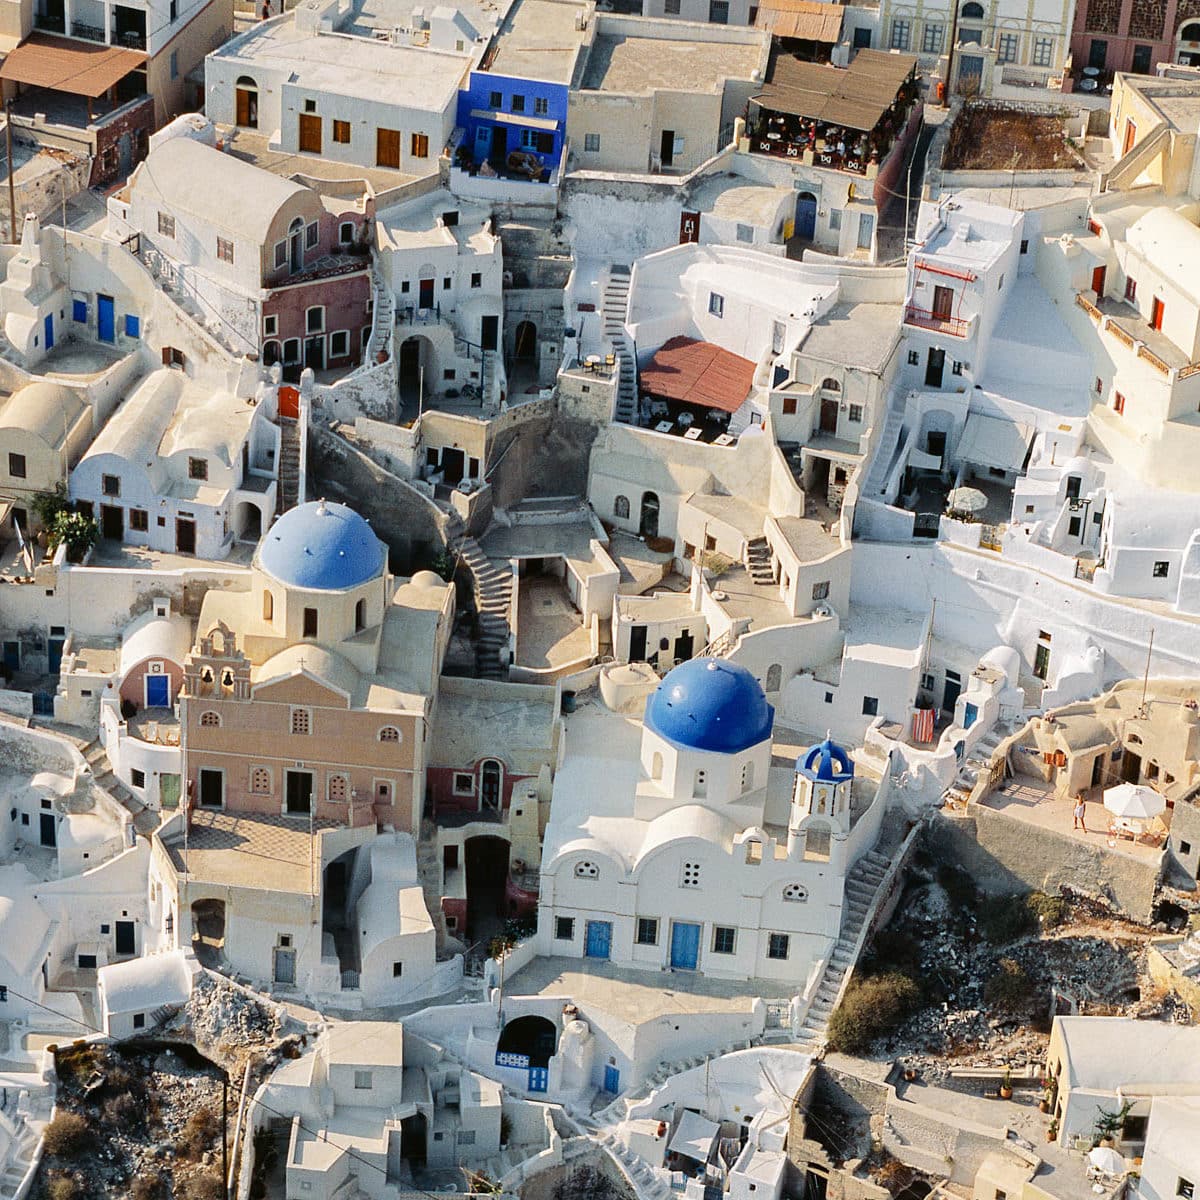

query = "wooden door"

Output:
[[376, 127, 401, 168], [298, 113, 321, 154], [932, 284, 954, 320], [1151, 296, 1165, 330], [1091, 265, 1106, 297]]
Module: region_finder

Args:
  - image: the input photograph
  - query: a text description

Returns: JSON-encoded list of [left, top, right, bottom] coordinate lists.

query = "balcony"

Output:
[[33, 9, 66, 32], [903, 305, 970, 338]]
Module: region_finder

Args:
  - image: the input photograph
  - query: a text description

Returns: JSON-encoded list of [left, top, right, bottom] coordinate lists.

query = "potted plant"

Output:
[[999, 1068, 1014, 1100], [1046, 1120, 1059, 1144]]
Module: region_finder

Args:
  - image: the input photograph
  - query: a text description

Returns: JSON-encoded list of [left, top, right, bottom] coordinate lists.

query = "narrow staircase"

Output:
[[446, 514, 513, 681], [82, 739, 160, 835], [745, 536, 775, 586], [602, 266, 638, 424], [277, 418, 301, 515], [861, 396, 908, 500]]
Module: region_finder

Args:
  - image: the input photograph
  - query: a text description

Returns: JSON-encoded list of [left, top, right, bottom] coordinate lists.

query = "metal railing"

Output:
[[903, 304, 970, 337]]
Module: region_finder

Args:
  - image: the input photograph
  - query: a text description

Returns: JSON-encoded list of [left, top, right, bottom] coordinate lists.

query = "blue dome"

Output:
[[798, 736, 854, 783], [645, 658, 774, 754], [259, 501, 385, 590]]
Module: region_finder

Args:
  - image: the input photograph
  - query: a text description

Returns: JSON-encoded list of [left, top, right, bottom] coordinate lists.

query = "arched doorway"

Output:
[[399, 336, 433, 411], [514, 320, 537, 359], [766, 663, 782, 692], [1178, 20, 1200, 64], [480, 759, 503, 812], [794, 191, 818, 241], [322, 848, 359, 985], [497, 1015, 558, 1067], [235, 501, 262, 543], [465, 835, 510, 943], [639, 491, 660, 539], [288, 217, 304, 273], [235, 76, 258, 128], [191, 898, 225, 968]]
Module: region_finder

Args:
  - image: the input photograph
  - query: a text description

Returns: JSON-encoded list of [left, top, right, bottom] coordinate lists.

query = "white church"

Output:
[[537, 658, 876, 985]]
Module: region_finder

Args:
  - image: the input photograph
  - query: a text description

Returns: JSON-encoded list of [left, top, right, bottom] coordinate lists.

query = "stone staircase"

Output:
[[601, 266, 638, 424], [82, 738, 160, 835], [446, 514, 512, 681], [861, 395, 908, 500], [365, 271, 395, 366], [0, 1122, 39, 1197], [278, 417, 302, 515], [745, 536, 775, 586], [951, 722, 1009, 794], [790, 848, 891, 1054]]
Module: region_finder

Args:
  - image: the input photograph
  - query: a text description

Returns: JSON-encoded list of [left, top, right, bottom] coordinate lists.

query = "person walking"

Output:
[[261, 0, 270, 19], [1073, 795, 1088, 832]]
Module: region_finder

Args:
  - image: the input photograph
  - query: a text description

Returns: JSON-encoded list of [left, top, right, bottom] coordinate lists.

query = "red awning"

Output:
[[640, 336, 756, 413], [0, 33, 146, 99]]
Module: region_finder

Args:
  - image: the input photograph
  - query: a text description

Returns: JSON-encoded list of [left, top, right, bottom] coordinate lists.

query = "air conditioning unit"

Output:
[[813, 603, 834, 618]]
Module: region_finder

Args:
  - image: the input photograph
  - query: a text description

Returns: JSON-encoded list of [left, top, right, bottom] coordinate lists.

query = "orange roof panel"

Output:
[[640, 336, 756, 414], [0, 33, 146, 99]]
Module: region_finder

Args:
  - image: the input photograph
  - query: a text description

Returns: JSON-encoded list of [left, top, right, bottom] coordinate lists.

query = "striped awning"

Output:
[[0, 32, 146, 98]]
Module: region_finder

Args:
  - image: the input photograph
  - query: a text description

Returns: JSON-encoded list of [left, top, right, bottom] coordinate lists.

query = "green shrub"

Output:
[[984, 957, 1036, 1013], [45, 1174, 83, 1200], [47, 510, 98, 563], [53, 1043, 101, 1087], [42, 1113, 92, 1159], [980, 895, 1039, 943], [1027, 891, 1068, 929], [827, 973, 922, 1054], [176, 1106, 221, 1161]]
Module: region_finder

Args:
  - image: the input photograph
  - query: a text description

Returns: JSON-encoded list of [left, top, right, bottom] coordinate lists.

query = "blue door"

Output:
[[97, 294, 115, 343], [585, 920, 612, 960], [474, 125, 492, 157], [2, 641, 19, 672], [603, 1064, 620, 1094], [145, 674, 169, 708], [963, 702, 978, 729], [795, 194, 817, 241], [528, 1067, 548, 1093], [670, 922, 701, 970], [43, 313, 53, 351], [47, 636, 64, 675]]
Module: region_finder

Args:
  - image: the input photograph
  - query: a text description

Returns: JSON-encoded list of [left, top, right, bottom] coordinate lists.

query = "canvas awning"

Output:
[[668, 1111, 720, 1164], [956, 413, 1033, 472], [755, 0, 843, 42], [0, 33, 146, 99], [640, 336, 756, 413], [471, 108, 558, 131]]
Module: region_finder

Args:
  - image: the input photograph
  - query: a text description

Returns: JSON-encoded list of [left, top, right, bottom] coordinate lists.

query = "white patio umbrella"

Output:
[[1088, 1147, 1127, 1176], [946, 486, 988, 514], [1103, 782, 1166, 821]]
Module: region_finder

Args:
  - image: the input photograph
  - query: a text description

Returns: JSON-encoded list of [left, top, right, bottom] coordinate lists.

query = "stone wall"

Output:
[[486, 408, 598, 510], [926, 808, 1164, 921]]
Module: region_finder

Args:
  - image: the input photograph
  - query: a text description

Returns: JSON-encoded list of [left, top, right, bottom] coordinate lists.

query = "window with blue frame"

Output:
[[72, 299, 87, 323], [125, 314, 140, 338]]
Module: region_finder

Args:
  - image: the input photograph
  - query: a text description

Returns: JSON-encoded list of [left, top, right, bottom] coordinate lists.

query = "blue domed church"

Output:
[[538, 657, 870, 985]]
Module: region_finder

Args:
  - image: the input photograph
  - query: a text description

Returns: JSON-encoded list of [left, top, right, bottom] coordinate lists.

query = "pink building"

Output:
[[1068, 0, 1200, 79]]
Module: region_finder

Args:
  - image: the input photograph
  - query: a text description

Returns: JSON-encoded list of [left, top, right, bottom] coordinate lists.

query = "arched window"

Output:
[[378, 726, 401, 743], [766, 663, 782, 692], [328, 774, 348, 802], [821, 377, 841, 392], [200, 711, 221, 728], [355, 598, 366, 632], [614, 494, 630, 519], [289, 217, 304, 234], [574, 860, 599, 879], [250, 766, 271, 794], [783, 883, 808, 902], [961, 1, 984, 15], [262, 590, 273, 621], [262, 340, 281, 366], [1182, 21, 1200, 38]]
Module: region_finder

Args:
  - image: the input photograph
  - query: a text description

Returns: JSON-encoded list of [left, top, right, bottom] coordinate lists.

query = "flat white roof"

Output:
[[1056, 1016, 1200, 1092]]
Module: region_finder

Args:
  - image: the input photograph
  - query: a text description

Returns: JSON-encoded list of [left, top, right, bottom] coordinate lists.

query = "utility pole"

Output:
[[944, 5, 961, 107], [6, 99, 16, 244], [222, 1072, 230, 1200]]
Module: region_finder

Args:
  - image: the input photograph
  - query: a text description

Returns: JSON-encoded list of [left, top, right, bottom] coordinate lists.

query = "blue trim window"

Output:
[[72, 299, 87, 323], [125, 314, 140, 338]]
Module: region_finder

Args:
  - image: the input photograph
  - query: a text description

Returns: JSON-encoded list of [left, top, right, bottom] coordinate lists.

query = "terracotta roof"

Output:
[[753, 46, 917, 130], [639, 336, 755, 414], [754, 0, 843, 43], [0, 33, 146, 99]]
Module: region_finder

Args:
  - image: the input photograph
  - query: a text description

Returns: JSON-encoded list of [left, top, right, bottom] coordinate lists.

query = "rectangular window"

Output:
[[489, 90, 502, 107], [849, 404, 863, 422], [332, 119, 350, 143], [169, 0, 177, 16], [862, 695, 879, 716], [922, 21, 943, 53], [812, 580, 830, 602], [457, 1130, 476, 1146], [188, 457, 208, 481], [767, 933, 790, 960], [782, 396, 798, 415], [392, 961, 403, 977], [170, 50, 178, 79], [411, 132, 429, 158], [890, 18, 910, 49], [511, 94, 526, 113], [471, 272, 482, 288], [306, 307, 324, 333], [1153, 560, 1170, 578], [1125, 277, 1137, 302], [330, 330, 349, 358], [274, 241, 287, 269], [453, 773, 474, 795], [535, 96, 549, 115], [102, 474, 120, 497], [665, 0, 680, 11], [555, 916, 575, 940], [1114, 392, 1126, 415], [709, 0, 728, 20], [216, 237, 234, 264], [376, 128, 401, 168], [303, 608, 318, 638], [263, 314, 278, 337], [354, 1071, 372, 1090], [712, 925, 736, 954], [134, 1013, 145, 1029], [8, 452, 25, 479], [1178, 1181, 1194, 1200], [73, 299, 87, 322], [291, 707, 311, 734], [129, 509, 148, 532], [681, 861, 701, 888], [130, 767, 146, 788], [636, 917, 658, 945], [708, 292, 724, 318], [908, 349, 919, 366], [304, 222, 319, 250], [1032, 36, 1053, 67], [157, 211, 175, 238], [584, 133, 600, 152], [996, 32, 1019, 62]]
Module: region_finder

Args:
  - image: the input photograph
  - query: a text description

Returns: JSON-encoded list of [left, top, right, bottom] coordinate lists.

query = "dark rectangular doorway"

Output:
[[115, 920, 136, 955], [39, 812, 56, 847], [286, 770, 313, 815], [480, 314, 498, 352], [100, 504, 123, 540], [198, 768, 223, 808], [176, 518, 196, 554], [629, 625, 647, 662], [418, 278, 435, 309], [925, 347, 945, 387], [660, 128, 675, 167]]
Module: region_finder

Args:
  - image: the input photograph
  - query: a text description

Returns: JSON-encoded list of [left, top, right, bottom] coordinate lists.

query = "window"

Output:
[[332, 119, 351, 143], [1122, 1115, 1148, 1141], [291, 708, 311, 735], [275, 241, 288, 269], [767, 933, 790, 960], [216, 237, 234, 264], [129, 509, 148, 532], [555, 916, 575, 940], [1031, 35, 1053, 67], [102, 474, 121, 497], [131, 768, 146, 788], [73, 299, 87, 322], [849, 404, 863, 422], [330, 330, 349, 358], [1177, 1181, 1194, 1200], [457, 1130, 476, 1146], [1153, 560, 1170, 578], [890, 17, 910, 49], [389, 961, 403, 979], [1114, 392, 1126, 415], [188, 457, 208, 481], [741, 762, 754, 792], [306, 222, 319, 249], [7, 452, 26, 479], [708, 292, 724, 318], [952, 360, 963, 376], [734, 222, 754, 244], [125, 313, 140, 339], [709, 0, 729, 21], [411, 132, 429, 158], [170, 50, 179, 79], [376, 725, 400, 744], [339, 222, 354, 245], [665, 0, 680, 11], [443, 277, 452, 290], [453, 773, 474, 795], [636, 917, 658, 945], [1125, 277, 1137, 302], [783, 883, 808, 901], [908, 350, 919, 366], [614, 495, 630, 519], [158, 211, 175, 238], [782, 397, 798, 416], [328, 775, 348, 802], [712, 926, 736, 954], [169, 0, 177, 16], [489, 90, 502, 107], [511, 94, 526, 113], [306, 306, 324, 334], [262, 314, 278, 338], [354, 1071, 372, 1090], [828, 207, 842, 233], [681, 861, 701, 888], [200, 711, 221, 728], [1020, 239, 1029, 254], [470, 271, 482, 289], [997, 32, 1019, 62], [584, 133, 601, 152], [862, 695, 879, 716], [922, 21, 943, 52], [535, 96, 549, 115], [812, 580, 830, 602], [574, 860, 599, 878], [1180, 840, 1193, 856], [134, 1013, 146, 1029]]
